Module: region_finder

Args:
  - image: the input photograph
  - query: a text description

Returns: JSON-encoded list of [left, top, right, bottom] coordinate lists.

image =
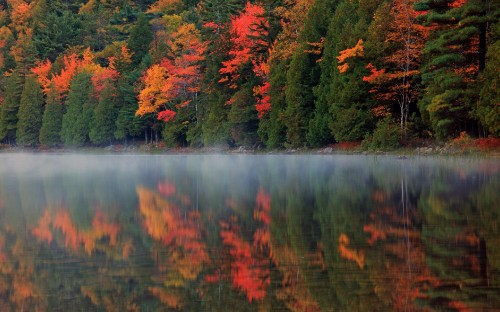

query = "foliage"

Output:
[[39, 83, 63, 146], [363, 117, 401, 150], [0, 0, 497, 148], [16, 75, 43, 145]]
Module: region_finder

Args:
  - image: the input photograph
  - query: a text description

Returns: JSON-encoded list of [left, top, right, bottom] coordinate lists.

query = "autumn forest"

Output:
[[0, 0, 498, 148]]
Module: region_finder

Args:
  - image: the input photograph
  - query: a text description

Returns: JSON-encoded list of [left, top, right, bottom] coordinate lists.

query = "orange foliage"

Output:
[[337, 39, 364, 73], [53, 210, 79, 250], [304, 37, 324, 62], [31, 209, 53, 243], [338, 233, 365, 268], [11, 279, 35, 303], [149, 287, 182, 309], [137, 23, 205, 121], [137, 187, 209, 281], [43, 209, 120, 255], [272, 246, 321, 312], [31, 49, 120, 97], [30, 60, 53, 93], [136, 64, 171, 116], [147, 0, 183, 14], [81, 285, 100, 305], [122, 239, 134, 259], [270, 0, 316, 61], [8, 0, 32, 32]]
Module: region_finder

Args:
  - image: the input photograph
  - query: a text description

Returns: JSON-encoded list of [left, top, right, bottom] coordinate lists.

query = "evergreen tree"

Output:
[[16, 75, 44, 146], [227, 85, 258, 146], [90, 82, 117, 145], [259, 60, 287, 149], [39, 83, 63, 146], [32, 5, 82, 61], [415, 0, 496, 139], [61, 72, 94, 146], [284, 0, 336, 148], [0, 71, 23, 144], [320, 0, 382, 142], [128, 13, 153, 64], [476, 22, 500, 136]]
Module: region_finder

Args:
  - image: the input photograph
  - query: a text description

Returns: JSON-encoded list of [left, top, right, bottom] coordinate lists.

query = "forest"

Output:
[[0, 0, 498, 149]]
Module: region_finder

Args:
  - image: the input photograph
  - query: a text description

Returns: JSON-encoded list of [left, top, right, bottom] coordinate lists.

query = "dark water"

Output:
[[0, 153, 499, 311]]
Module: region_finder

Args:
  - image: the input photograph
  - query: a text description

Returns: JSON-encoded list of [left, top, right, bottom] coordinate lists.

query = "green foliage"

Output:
[[363, 117, 401, 150], [258, 60, 287, 148], [476, 23, 500, 136], [228, 85, 258, 146], [32, 8, 82, 61], [284, 0, 337, 148], [201, 93, 231, 146], [0, 71, 23, 144], [128, 13, 153, 64], [16, 75, 44, 146], [415, 0, 494, 139], [61, 72, 95, 146], [39, 84, 63, 146], [90, 83, 117, 145]]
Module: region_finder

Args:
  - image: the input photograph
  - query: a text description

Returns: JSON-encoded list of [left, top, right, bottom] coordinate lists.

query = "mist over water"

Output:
[[0, 153, 499, 310]]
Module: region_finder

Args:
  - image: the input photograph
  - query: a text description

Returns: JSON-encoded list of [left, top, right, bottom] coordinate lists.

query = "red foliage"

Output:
[[158, 179, 177, 196], [474, 137, 500, 150], [254, 82, 271, 118], [157, 109, 177, 122], [219, 221, 269, 302], [219, 2, 268, 86], [91, 67, 119, 96]]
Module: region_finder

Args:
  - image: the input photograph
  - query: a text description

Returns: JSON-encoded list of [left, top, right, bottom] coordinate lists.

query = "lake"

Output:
[[0, 153, 499, 311]]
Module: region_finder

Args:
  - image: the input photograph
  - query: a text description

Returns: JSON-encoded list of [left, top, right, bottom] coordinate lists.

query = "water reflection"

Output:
[[0, 154, 498, 311]]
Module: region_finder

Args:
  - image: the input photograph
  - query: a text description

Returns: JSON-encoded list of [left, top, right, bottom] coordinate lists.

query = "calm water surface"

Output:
[[0, 153, 499, 311]]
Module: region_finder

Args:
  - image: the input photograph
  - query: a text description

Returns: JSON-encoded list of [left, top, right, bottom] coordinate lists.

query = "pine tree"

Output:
[[16, 75, 44, 146], [284, 0, 336, 148], [476, 22, 500, 136], [0, 71, 23, 144], [128, 13, 153, 64], [39, 83, 63, 146], [61, 72, 94, 146], [90, 82, 117, 145], [415, 0, 496, 139]]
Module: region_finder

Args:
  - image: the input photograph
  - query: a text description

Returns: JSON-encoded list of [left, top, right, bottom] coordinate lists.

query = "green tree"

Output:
[[0, 71, 23, 144], [415, 0, 495, 139], [39, 83, 63, 146], [61, 72, 94, 146], [16, 75, 44, 146], [476, 22, 500, 136], [32, 5, 82, 61], [128, 13, 153, 64], [320, 0, 381, 142], [284, 0, 336, 148], [90, 82, 117, 145]]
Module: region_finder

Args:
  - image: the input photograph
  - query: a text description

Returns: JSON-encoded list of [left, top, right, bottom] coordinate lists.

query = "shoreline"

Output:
[[1, 143, 499, 158]]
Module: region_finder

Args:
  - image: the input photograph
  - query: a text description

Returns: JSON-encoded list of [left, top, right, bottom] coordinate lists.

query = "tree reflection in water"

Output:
[[0, 154, 497, 310]]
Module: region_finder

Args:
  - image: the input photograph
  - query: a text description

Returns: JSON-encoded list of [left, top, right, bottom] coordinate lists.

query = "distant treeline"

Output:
[[0, 0, 498, 148]]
